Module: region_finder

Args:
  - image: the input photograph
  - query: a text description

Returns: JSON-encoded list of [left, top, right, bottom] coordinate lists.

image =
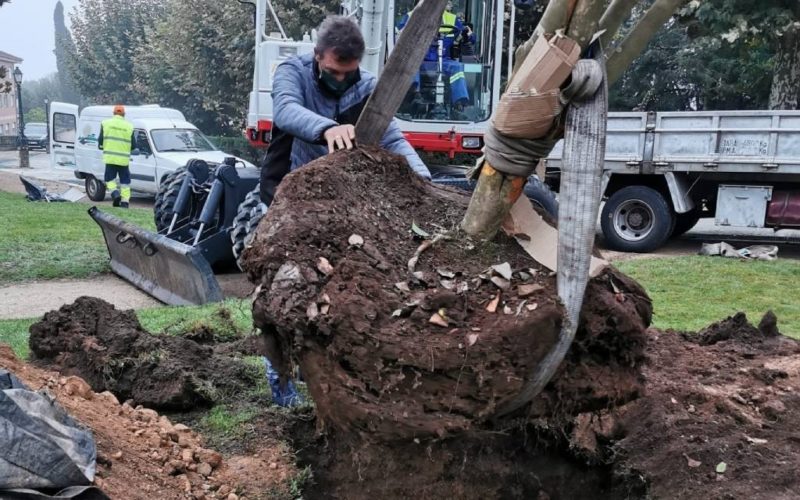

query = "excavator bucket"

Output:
[[89, 207, 223, 306]]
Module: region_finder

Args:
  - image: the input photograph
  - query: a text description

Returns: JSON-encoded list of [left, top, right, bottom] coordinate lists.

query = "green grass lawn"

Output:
[[0, 191, 154, 284], [617, 256, 800, 337]]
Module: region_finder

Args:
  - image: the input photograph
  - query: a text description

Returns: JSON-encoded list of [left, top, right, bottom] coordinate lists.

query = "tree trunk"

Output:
[[512, 0, 578, 75], [459, 163, 527, 239], [598, 0, 639, 48], [464, 0, 686, 239], [465, 0, 604, 240], [606, 0, 688, 86], [769, 25, 800, 110], [566, 0, 606, 48]]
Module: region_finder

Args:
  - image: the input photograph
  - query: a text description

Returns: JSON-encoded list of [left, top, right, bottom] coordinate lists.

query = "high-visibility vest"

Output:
[[101, 115, 134, 167], [440, 11, 457, 36]]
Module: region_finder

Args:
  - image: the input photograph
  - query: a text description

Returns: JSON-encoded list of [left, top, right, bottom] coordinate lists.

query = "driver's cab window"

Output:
[[394, 0, 492, 123], [134, 129, 152, 155]]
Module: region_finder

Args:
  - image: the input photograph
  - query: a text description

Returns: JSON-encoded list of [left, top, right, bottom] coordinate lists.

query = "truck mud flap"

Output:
[[88, 207, 223, 306]]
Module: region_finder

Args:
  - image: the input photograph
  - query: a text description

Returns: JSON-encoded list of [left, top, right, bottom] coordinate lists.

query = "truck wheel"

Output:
[[85, 175, 106, 202], [671, 209, 701, 238], [524, 176, 559, 218], [601, 186, 674, 253], [153, 168, 186, 232], [231, 185, 268, 270]]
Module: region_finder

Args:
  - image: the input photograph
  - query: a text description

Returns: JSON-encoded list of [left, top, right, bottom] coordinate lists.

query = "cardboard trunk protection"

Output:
[[493, 33, 580, 140]]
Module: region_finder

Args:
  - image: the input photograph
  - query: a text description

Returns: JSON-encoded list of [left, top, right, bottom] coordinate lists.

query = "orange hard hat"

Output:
[[113, 104, 125, 116]]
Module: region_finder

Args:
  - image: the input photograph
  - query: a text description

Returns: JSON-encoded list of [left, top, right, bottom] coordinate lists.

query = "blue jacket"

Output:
[[271, 53, 431, 178]]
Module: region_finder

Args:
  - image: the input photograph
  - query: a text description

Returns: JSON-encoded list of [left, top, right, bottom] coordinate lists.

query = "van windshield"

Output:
[[151, 129, 216, 153]]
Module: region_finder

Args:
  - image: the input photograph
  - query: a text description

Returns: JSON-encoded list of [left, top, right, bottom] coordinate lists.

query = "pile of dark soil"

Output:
[[28, 296, 259, 410], [608, 312, 800, 499]]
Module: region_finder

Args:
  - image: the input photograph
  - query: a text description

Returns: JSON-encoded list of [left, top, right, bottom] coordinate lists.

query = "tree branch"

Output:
[[566, 0, 607, 48], [606, 0, 688, 85], [598, 0, 639, 48]]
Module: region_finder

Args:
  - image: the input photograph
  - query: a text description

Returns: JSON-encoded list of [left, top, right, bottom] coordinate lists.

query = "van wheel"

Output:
[[601, 186, 675, 253], [231, 186, 268, 271], [85, 176, 106, 202]]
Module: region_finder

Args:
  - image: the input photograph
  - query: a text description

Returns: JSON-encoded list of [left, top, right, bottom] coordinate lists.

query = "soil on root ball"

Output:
[[28, 296, 260, 411], [240, 148, 653, 497], [276, 312, 800, 500]]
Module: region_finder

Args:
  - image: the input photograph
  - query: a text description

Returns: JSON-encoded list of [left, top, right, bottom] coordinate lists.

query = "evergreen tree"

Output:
[[53, 1, 82, 104]]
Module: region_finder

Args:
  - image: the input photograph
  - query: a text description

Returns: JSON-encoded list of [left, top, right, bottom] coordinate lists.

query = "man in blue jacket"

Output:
[[260, 15, 431, 204], [258, 16, 430, 405]]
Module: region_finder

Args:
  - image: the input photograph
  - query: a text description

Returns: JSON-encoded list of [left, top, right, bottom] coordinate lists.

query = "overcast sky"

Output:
[[0, 0, 79, 81]]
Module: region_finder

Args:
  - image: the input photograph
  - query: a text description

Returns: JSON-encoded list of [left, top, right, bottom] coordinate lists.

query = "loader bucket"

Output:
[[89, 207, 223, 306]]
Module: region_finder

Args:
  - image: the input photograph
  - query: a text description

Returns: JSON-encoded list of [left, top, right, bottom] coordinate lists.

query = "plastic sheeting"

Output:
[[0, 370, 107, 499]]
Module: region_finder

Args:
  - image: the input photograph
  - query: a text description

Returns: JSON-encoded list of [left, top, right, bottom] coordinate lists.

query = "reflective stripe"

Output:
[[120, 186, 131, 202], [103, 150, 130, 158], [449, 71, 465, 83], [106, 180, 118, 190], [103, 136, 130, 144]]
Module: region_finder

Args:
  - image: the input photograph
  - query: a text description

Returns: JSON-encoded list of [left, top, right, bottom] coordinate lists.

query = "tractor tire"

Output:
[[671, 209, 701, 238], [524, 176, 559, 218], [85, 175, 106, 202], [153, 168, 187, 232], [231, 185, 268, 270], [431, 175, 559, 218], [601, 186, 675, 253]]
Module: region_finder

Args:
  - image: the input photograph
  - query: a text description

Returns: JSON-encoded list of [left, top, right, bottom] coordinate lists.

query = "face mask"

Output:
[[319, 68, 360, 98]]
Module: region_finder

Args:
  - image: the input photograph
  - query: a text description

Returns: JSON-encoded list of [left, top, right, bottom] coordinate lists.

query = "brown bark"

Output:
[[768, 25, 800, 110], [566, 0, 607, 48], [460, 163, 527, 239], [606, 0, 688, 86]]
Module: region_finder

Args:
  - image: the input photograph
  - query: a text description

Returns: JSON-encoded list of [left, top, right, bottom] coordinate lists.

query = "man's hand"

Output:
[[324, 124, 356, 153]]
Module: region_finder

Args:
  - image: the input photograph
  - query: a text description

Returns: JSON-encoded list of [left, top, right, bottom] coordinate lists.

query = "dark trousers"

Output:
[[104, 164, 132, 202], [103, 164, 131, 185], [259, 126, 293, 205]]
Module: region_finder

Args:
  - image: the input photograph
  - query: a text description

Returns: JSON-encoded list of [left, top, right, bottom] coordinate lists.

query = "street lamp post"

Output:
[[13, 67, 29, 169]]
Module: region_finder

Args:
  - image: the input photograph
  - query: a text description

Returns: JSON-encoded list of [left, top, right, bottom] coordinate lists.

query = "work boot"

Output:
[[111, 190, 121, 207], [120, 201, 129, 209]]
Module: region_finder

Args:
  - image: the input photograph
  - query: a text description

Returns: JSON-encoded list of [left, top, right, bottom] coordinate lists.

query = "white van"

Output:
[[49, 102, 255, 201]]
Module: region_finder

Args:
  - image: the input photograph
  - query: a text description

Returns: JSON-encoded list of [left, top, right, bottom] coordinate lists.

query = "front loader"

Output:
[[89, 157, 259, 305]]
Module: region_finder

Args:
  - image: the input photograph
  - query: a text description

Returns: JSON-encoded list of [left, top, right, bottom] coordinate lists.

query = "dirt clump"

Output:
[[275, 312, 800, 500], [237, 149, 653, 497], [28, 296, 259, 410], [604, 312, 800, 499], [693, 310, 781, 346], [0, 343, 297, 499], [241, 148, 651, 442]]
